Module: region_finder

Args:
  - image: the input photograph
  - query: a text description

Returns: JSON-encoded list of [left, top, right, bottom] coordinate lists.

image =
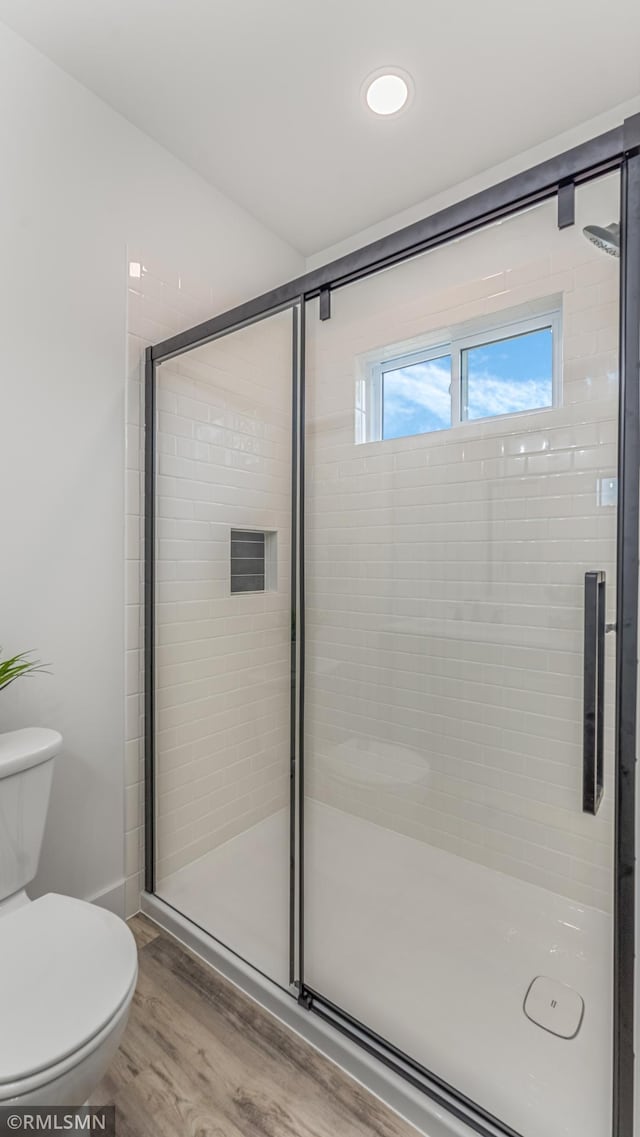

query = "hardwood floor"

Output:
[[92, 915, 421, 1137]]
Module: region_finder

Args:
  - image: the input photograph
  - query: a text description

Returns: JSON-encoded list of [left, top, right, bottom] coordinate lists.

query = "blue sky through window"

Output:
[[382, 355, 452, 439], [380, 326, 553, 440], [463, 327, 553, 420]]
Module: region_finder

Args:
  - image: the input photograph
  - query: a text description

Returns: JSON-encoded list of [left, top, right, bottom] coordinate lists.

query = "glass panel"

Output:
[[154, 307, 295, 988], [383, 354, 452, 438], [462, 326, 553, 421], [304, 173, 619, 1137]]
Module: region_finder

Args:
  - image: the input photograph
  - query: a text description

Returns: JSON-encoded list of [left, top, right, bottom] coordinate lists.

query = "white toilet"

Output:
[[0, 728, 138, 1106]]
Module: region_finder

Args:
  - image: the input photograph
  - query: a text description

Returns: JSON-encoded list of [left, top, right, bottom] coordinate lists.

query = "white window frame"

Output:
[[358, 299, 562, 444]]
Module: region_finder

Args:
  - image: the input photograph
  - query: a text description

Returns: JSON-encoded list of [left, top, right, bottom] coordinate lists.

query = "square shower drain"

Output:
[[523, 976, 584, 1038]]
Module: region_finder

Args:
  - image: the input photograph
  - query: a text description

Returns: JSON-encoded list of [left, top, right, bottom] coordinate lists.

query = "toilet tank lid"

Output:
[[0, 728, 62, 778]]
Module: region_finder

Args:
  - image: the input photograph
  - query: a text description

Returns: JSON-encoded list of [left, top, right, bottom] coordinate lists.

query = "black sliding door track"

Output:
[[144, 114, 640, 1137], [301, 986, 523, 1137], [149, 121, 632, 367]]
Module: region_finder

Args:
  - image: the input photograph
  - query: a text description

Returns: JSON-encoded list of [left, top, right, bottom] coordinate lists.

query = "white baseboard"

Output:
[[89, 878, 126, 917]]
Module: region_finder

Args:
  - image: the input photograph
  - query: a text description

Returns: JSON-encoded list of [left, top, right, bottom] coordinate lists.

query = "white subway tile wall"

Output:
[[128, 176, 619, 919], [125, 259, 222, 916], [304, 177, 620, 913], [153, 312, 293, 884]]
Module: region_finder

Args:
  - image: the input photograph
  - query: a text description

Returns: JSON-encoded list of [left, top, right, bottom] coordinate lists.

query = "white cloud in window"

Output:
[[384, 359, 451, 436], [466, 373, 552, 420]]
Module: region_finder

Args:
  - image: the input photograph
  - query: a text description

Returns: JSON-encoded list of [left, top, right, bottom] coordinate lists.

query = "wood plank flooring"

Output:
[[92, 915, 421, 1137]]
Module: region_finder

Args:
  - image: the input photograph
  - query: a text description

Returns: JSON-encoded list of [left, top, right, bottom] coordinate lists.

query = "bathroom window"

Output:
[[230, 529, 277, 594], [358, 300, 561, 443], [461, 326, 554, 422], [382, 351, 453, 439]]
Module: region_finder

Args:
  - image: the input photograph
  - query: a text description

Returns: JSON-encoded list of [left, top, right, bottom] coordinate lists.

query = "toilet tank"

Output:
[[0, 728, 61, 901]]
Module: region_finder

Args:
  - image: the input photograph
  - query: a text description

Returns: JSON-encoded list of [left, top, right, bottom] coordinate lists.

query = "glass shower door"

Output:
[[303, 173, 620, 1136], [153, 306, 298, 988]]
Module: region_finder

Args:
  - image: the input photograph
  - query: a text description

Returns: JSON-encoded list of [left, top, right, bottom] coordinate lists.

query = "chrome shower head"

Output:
[[582, 222, 620, 257]]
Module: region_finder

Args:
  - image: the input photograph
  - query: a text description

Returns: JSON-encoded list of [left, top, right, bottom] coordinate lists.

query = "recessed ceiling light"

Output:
[[364, 69, 412, 116]]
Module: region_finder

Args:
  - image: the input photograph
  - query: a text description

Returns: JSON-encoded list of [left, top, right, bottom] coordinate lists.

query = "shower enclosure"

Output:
[[143, 117, 640, 1137]]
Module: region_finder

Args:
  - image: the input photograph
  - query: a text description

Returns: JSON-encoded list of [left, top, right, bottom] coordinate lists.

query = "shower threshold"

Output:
[[156, 801, 611, 1137]]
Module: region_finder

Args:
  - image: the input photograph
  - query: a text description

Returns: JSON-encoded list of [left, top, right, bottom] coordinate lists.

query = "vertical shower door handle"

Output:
[[583, 570, 605, 815]]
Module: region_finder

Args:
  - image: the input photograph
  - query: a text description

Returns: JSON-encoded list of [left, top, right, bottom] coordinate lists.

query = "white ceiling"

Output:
[[1, 0, 639, 255]]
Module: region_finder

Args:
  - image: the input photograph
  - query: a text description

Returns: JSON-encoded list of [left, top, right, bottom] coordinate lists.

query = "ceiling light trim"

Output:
[[362, 67, 414, 117]]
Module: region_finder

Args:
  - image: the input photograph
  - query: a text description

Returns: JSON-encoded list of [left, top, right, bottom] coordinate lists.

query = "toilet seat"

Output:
[[0, 977, 136, 1104], [0, 893, 137, 1098]]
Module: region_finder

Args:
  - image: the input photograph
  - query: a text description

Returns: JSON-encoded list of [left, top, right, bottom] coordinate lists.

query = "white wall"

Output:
[[0, 20, 303, 915]]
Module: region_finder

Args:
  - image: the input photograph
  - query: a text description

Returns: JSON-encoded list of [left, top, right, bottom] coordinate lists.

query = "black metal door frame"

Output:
[[144, 114, 640, 1137]]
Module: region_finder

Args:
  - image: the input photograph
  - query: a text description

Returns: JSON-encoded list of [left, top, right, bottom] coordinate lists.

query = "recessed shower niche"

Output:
[[230, 529, 278, 594]]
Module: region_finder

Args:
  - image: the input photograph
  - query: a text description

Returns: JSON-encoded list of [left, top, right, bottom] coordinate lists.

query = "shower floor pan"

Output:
[[158, 800, 611, 1137]]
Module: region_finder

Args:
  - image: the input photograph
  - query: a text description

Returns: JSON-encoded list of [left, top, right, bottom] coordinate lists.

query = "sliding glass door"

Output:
[[152, 306, 299, 988], [302, 173, 620, 1137], [145, 140, 640, 1136]]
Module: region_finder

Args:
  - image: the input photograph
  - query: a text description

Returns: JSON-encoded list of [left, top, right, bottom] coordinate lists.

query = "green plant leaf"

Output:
[[0, 649, 49, 692]]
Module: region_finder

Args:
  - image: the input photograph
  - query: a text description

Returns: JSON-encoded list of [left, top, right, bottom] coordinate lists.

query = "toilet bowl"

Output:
[[0, 729, 138, 1106]]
